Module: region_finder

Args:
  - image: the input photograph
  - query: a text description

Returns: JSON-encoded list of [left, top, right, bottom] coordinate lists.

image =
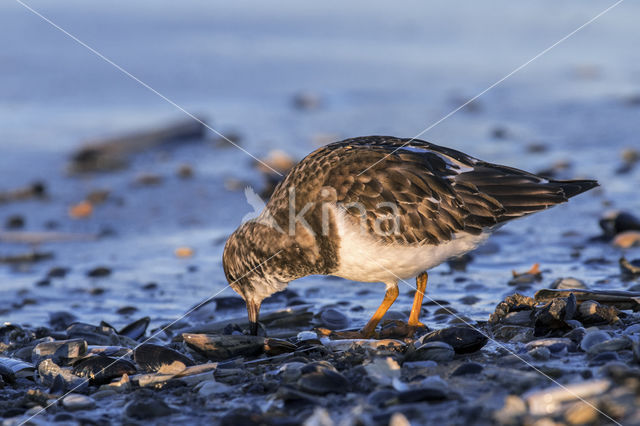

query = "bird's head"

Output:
[[222, 221, 290, 335]]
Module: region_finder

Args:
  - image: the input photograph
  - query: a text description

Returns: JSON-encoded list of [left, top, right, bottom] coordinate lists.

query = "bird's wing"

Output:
[[321, 136, 596, 245]]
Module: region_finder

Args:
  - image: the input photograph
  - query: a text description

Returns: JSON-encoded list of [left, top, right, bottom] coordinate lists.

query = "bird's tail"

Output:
[[550, 179, 599, 199]]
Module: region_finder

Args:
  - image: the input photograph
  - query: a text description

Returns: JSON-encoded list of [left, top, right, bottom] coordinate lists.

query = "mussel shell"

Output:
[[118, 317, 150, 340], [134, 344, 194, 373], [72, 356, 136, 385]]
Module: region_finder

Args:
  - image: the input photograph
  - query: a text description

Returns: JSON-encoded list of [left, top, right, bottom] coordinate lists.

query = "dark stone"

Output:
[[397, 387, 448, 403], [589, 351, 619, 366], [420, 326, 488, 354], [87, 267, 111, 278], [5, 215, 25, 229], [47, 267, 69, 278], [534, 293, 576, 333], [49, 311, 77, 330], [125, 398, 174, 419], [320, 308, 349, 330], [297, 369, 349, 395], [367, 389, 398, 406], [489, 294, 536, 323], [451, 362, 483, 376]]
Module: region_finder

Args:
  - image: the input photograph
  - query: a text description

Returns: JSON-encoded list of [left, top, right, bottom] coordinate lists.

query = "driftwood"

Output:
[[535, 289, 640, 311], [69, 117, 207, 173]]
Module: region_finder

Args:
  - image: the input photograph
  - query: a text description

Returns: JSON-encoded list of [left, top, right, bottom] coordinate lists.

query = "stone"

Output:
[[407, 341, 455, 363], [451, 362, 483, 376], [580, 331, 611, 352], [61, 394, 95, 411], [125, 397, 174, 419], [419, 326, 488, 354]]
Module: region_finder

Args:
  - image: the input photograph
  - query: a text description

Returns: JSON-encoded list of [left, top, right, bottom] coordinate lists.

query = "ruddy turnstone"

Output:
[[223, 136, 598, 336]]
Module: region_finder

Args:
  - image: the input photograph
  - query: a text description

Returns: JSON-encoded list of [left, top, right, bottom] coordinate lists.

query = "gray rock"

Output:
[[451, 362, 483, 376], [125, 398, 174, 419], [298, 364, 349, 395], [528, 346, 551, 361], [62, 394, 95, 411], [320, 308, 349, 330]]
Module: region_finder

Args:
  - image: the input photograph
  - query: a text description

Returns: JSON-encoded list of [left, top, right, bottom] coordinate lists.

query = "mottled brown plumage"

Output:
[[222, 136, 598, 335]]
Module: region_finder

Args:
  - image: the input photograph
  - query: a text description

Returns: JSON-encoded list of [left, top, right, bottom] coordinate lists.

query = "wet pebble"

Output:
[[196, 379, 233, 397], [527, 346, 551, 361], [61, 394, 95, 411], [87, 266, 112, 278], [451, 362, 483, 376], [420, 326, 488, 354], [125, 397, 174, 419], [319, 308, 349, 330], [5, 215, 25, 229], [408, 341, 455, 363], [297, 364, 349, 395]]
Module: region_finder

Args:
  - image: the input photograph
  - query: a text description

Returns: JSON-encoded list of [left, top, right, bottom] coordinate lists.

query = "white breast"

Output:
[[331, 206, 490, 284]]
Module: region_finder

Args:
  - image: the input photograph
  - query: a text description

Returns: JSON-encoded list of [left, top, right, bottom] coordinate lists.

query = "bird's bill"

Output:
[[247, 300, 261, 336]]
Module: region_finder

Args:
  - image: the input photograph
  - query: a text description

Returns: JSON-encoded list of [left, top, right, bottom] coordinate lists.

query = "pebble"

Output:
[[87, 266, 112, 278], [319, 308, 349, 330], [420, 326, 488, 354], [125, 397, 174, 419], [364, 357, 400, 386], [528, 346, 551, 361], [565, 401, 599, 425], [297, 367, 349, 395], [196, 379, 233, 397], [580, 330, 611, 352], [451, 362, 483, 376], [62, 394, 95, 411], [408, 341, 455, 362]]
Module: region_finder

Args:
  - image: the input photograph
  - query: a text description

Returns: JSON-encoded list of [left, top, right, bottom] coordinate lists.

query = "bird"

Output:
[[222, 136, 598, 337]]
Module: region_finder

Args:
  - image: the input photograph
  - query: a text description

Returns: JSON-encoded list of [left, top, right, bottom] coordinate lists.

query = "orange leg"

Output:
[[408, 272, 427, 327], [361, 284, 399, 338]]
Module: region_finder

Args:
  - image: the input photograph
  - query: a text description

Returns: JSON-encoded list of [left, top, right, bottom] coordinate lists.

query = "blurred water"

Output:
[[0, 1, 639, 330]]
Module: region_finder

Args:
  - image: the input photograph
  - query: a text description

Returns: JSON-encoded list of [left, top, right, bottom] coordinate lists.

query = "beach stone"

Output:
[[320, 308, 349, 330], [296, 331, 318, 342], [564, 327, 586, 344], [489, 294, 536, 323], [49, 312, 77, 330], [87, 266, 111, 278], [451, 362, 483, 376], [125, 397, 174, 419], [397, 386, 447, 403], [589, 351, 619, 366], [586, 337, 631, 355], [420, 326, 488, 354], [61, 394, 95, 411], [580, 330, 611, 352], [367, 389, 398, 407], [278, 362, 306, 383], [197, 379, 233, 397], [526, 338, 572, 353], [408, 341, 455, 362], [535, 293, 576, 328], [364, 357, 401, 386], [528, 346, 551, 361], [298, 363, 349, 395]]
